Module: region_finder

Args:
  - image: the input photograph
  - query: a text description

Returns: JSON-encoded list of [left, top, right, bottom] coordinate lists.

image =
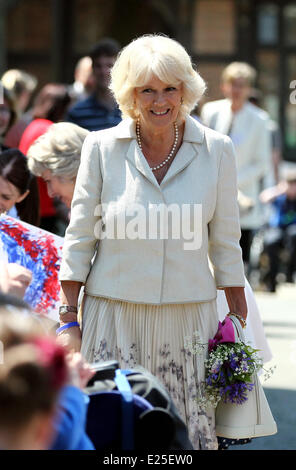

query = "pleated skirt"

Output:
[[80, 294, 219, 450]]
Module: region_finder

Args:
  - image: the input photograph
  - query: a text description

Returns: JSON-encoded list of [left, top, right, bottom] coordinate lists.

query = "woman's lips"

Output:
[[150, 109, 170, 116]]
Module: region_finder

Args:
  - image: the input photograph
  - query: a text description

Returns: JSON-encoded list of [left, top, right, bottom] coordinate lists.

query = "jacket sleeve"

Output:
[[237, 117, 271, 190], [59, 132, 102, 283], [50, 385, 95, 450], [208, 136, 245, 289]]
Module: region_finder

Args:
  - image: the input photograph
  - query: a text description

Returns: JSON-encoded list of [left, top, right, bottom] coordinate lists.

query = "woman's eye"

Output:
[[142, 88, 153, 93], [1, 195, 10, 201], [166, 87, 177, 92]]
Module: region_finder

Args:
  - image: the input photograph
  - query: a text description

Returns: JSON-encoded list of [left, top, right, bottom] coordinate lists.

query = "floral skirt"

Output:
[[81, 295, 220, 450]]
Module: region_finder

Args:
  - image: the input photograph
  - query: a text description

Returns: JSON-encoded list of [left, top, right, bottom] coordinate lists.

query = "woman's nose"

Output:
[[47, 185, 55, 198], [153, 92, 166, 105]]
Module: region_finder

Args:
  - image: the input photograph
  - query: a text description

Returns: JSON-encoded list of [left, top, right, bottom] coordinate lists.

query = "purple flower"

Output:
[[222, 381, 255, 404], [204, 333, 260, 406], [229, 354, 238, 370]]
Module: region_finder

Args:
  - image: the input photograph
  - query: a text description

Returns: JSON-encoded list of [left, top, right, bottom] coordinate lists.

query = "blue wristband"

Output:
[[56, 321, 80, 335]]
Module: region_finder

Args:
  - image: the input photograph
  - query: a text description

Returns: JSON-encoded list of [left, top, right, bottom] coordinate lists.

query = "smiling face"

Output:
[[133, 75, 183, 134], [0, 175, 29, 214], [41, 169, 75, 208], [221, 77, 251, 110]]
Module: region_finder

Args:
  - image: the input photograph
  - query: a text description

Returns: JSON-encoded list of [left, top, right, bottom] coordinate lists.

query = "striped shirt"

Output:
[[67, 94, 122, 132]]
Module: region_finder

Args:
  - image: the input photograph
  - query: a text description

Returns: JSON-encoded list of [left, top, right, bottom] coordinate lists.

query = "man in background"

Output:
[[67, 38, 121, 131], [201, 62, 272, 271]]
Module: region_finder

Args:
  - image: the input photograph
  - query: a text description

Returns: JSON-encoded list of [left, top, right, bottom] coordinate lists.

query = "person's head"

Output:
[[32, 83, 71, 122], [0, 149, 40, 225], [283, 168, 296, 200], [1, 69, 38, 113], [0, 87, 18, 139], [27, 123, 89, 208], [110, 34, 206, 131], [221, 62, 257, 109], [287, 180, 296, 200], [89, 38, 121, 92], [0, 308, 68, 449]]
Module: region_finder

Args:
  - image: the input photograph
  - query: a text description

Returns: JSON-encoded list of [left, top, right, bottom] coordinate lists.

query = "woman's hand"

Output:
[[224, 286, 248, 329], [58, 280, 83, 352], [56, 325, 82, 353]]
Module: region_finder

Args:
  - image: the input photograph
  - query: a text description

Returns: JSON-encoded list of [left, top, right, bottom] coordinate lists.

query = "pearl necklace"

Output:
[[136, 120, 179, 171]]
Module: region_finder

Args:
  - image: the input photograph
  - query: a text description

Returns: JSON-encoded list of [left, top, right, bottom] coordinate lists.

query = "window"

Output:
[[284, 4, 296, 47], [257, 4, 278, 46], [193, 0, 236, 54], [256, 50, 279, 122]]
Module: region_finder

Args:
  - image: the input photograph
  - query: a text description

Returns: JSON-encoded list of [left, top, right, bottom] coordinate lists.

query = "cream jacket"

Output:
[[201, 99, 272, 229], [59, 115, 245, 304]]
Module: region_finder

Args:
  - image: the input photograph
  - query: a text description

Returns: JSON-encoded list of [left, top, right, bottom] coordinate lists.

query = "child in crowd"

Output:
[[260, 168, 296, 291], [0, 309, 95, 450]]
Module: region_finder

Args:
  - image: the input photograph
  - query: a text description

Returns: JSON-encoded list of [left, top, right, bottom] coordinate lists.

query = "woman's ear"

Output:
[[16, 189, 30, 204], [133, 90, 137, 108]]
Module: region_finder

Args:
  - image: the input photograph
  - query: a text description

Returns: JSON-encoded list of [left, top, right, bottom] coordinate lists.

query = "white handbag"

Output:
[[215, 315, 277, 439]]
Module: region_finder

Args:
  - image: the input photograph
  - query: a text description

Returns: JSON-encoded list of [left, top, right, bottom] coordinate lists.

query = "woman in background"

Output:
[[0, 149, 40, 226], [0, 87, 18, 152], [27, 122, 89, 209], [1, 69, 38, 116]]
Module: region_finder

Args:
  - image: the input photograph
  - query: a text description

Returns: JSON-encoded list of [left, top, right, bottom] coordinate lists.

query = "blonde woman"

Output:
[[27, 122, 89, 208], [1, 69, 37, 114], [58, 35, 247, 450]]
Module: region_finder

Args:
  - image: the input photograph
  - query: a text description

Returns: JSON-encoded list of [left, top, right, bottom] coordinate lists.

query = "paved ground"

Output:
[[230, 282, 296, 450]]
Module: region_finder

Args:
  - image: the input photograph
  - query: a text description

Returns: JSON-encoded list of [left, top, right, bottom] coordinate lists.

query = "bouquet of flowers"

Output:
[[205, 316, 262, 406], [185, 316, 275, 409]]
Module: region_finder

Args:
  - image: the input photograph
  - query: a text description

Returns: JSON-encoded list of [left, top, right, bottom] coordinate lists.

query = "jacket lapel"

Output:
[[115, 118, 160, 189], [161, 116, 204, 187], [126, 140, 160, 189], [160, 142, 197, 187], [118, 116, 204, 189]]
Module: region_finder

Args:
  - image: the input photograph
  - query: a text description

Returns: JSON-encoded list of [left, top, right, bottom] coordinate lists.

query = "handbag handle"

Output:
[[228, 314, 246, 343], [114, 369, 134, 450]]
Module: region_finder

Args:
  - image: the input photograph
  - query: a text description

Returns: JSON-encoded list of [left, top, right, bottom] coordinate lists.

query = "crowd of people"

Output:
[[0, 33, 289, 450], [1, 38, 295, 289]]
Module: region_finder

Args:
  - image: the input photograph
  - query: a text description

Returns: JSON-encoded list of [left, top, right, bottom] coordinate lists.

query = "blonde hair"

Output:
[[27, 122, 89, 179], [221, 62, 257, 86], [1, 69, 37, 98], [109, 34, 206, 121]]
